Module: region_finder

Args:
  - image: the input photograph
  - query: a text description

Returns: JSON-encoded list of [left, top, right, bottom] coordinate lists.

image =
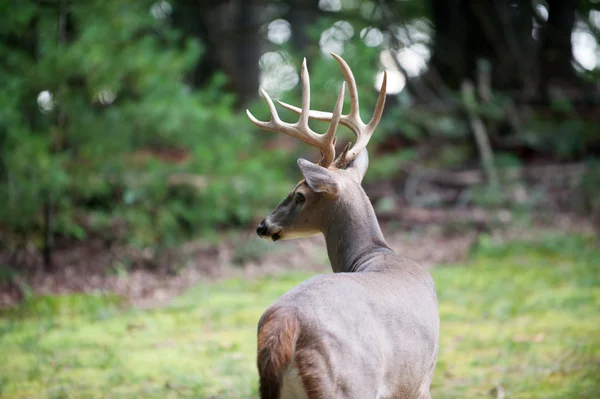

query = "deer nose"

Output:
[[256, 220, 268, 237]]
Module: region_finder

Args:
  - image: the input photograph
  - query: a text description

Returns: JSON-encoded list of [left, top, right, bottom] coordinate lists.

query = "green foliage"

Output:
[[0, 1, 291, 254], [0, 233, 598, 397]]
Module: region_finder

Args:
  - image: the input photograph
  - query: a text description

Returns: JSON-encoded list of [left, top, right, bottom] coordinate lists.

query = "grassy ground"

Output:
[[1, 232, 599, 398]]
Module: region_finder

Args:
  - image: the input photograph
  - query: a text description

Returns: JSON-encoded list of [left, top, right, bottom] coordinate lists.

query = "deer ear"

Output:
[[346, 149, 369, 183], [297, 159, 340, 196]]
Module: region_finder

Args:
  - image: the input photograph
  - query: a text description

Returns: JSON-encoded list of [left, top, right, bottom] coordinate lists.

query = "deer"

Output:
[[246, 53, 439, 399]]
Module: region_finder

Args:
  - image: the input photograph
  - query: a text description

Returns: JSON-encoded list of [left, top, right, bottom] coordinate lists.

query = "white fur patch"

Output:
[[281, 361, 308, 399]]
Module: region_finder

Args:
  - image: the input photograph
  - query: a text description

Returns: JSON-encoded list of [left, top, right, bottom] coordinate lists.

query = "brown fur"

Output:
[[257, 307, 300, 399], [295, 347, 329, 399]]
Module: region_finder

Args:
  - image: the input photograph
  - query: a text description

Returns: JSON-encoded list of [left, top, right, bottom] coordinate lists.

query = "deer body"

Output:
[[266, 262, 438, 399], [248, 55, 439, 399]]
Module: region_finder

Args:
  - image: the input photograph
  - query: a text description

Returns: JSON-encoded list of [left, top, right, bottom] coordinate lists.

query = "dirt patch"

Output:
[[0, 214, 595, 310]]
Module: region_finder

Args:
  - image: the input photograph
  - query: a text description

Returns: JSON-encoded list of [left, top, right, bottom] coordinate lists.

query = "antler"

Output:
[[278, 53, 387, 168], [246, 58, 345, 168]]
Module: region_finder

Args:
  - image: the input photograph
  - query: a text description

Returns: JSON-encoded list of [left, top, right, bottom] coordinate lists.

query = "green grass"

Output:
[[1, 233, 599, 398]]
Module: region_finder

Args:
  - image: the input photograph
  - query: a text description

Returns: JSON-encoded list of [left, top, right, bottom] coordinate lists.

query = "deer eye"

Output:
[[295, 192, 306, 204]]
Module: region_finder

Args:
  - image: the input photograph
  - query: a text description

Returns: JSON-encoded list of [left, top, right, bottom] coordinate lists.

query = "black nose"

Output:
[[256, 220, 268, 237]]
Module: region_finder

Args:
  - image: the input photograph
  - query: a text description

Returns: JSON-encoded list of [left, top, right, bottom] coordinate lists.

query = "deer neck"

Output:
[[322, 189, 392, 273]]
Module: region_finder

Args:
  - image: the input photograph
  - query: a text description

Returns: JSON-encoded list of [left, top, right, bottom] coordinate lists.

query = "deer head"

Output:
[[247, 53, 387, 242]]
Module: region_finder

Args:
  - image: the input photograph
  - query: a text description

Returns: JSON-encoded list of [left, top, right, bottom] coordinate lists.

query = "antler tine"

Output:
[[326, 81, 345, 140], [246, 57, 341, 168], [342, 70, 388, 162], [299, 58, 311, 129], [330, 53, 360, 119], [277, 53, 388, 167], [319, 81, 345, 166], [246, 88, 282, 129], [341, 69, 387, 165], [369, 70, 387, 130]]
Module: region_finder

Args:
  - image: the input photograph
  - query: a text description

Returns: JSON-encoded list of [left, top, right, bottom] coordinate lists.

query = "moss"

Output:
[[431, 234, 600, 398], [1, 234, 599, 398]]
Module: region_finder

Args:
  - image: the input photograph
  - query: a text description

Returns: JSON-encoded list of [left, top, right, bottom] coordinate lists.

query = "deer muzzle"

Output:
[[256, 219, 282, 241], [256, 220, 268, 237]]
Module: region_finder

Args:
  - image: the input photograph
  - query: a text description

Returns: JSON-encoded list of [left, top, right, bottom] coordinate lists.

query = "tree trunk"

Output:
[[286, 0, 320, 56], [173, 0, 263, 108], [428, 0, 536, 94], [468, 0, 534, 91], [427, 0, 467, 90], [235, 0, 261, 107], [539, 0, 580, 87]]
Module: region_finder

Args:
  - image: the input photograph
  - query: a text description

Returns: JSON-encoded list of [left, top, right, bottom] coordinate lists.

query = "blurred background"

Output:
[[1, 0, 599, 398]]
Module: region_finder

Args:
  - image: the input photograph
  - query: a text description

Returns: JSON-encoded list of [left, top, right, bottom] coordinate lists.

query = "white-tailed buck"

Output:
[[246, 54, 439, 399]]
